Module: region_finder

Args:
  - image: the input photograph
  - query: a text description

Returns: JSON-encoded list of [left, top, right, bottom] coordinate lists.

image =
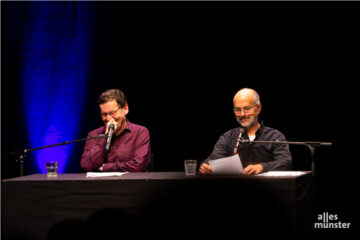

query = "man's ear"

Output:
[[124, 104, 129, 115], [257, 104, 262, 114]]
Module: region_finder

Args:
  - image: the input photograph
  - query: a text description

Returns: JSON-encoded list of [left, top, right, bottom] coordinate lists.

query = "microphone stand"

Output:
[[3, 134, 107, 176], [240, 139, 332, 176]]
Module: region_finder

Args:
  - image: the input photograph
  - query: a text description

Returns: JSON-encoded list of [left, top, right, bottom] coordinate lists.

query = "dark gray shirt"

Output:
[[205, 122, 292, 172]]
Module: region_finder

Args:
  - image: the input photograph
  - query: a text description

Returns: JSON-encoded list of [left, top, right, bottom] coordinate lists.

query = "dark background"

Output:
[[2, 1, 358, 235]]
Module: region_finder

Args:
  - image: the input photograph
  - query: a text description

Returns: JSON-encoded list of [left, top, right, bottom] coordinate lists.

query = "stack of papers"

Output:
[[256, 171, 307, 177], [86, 172, 128, 178]]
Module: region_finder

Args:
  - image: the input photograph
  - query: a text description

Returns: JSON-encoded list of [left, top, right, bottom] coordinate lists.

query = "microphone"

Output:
[[105, 123, 115, 151], [233, 128, 246, 154]]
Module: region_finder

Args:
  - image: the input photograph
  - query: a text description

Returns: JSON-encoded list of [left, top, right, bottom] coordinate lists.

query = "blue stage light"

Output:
[[20, 2, 94, 173]]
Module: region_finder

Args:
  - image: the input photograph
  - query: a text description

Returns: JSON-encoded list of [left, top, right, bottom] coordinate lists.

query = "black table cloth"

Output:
[[2, 172, 314, 240]]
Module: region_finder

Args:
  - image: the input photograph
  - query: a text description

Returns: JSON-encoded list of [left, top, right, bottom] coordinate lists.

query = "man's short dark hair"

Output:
[[98, 89, 128, 107]]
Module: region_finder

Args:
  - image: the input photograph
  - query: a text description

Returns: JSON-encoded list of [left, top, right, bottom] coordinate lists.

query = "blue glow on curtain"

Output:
[[21, 2, 94, 173]]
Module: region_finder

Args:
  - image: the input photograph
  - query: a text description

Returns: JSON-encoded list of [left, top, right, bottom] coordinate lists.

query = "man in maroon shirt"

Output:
[[81, 89, 151, 172]]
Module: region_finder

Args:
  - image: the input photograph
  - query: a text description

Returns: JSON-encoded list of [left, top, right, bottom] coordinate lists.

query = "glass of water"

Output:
[[46, 161, 58, 177], [184, 160, 197, 176]]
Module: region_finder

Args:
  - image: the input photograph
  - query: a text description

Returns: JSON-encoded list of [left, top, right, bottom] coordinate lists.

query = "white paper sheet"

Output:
[[86, 172, 128, 178], [208, 154, 243, 174], [255, 171, 307, 177]]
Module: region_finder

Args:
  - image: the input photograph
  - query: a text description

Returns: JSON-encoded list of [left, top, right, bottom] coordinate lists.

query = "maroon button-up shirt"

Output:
[[81, 120, 151, 172]]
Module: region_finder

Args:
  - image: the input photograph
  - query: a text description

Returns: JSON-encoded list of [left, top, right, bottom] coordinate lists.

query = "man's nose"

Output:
[[237, 110, 246, 117], [105, 115, 113, 122]]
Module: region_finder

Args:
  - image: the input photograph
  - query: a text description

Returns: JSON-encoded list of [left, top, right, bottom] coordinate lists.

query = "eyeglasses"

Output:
[[233, 104, 258, 114], [100, 108, 121, 118]]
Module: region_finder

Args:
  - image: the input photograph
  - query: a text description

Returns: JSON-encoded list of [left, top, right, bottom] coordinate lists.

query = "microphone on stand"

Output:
[[105, 123, 115, 151], [233, 128, 246, 154]]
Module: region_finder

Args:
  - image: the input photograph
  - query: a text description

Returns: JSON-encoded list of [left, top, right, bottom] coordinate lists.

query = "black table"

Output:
[[2, 172, 314, 240]]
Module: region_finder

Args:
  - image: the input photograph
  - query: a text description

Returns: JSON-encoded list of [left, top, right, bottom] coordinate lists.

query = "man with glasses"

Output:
[[199, 88, 291, 175], [81, 89, 151, 172]]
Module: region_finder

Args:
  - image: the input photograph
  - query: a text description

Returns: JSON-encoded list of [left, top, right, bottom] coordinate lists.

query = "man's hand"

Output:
[[105, 119, 118, 135], [199, 163, 213, 175], [243, 164, 264, 175]]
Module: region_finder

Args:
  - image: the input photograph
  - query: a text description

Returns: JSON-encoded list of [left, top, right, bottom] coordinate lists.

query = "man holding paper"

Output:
[[199, 88, 291, 175]]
